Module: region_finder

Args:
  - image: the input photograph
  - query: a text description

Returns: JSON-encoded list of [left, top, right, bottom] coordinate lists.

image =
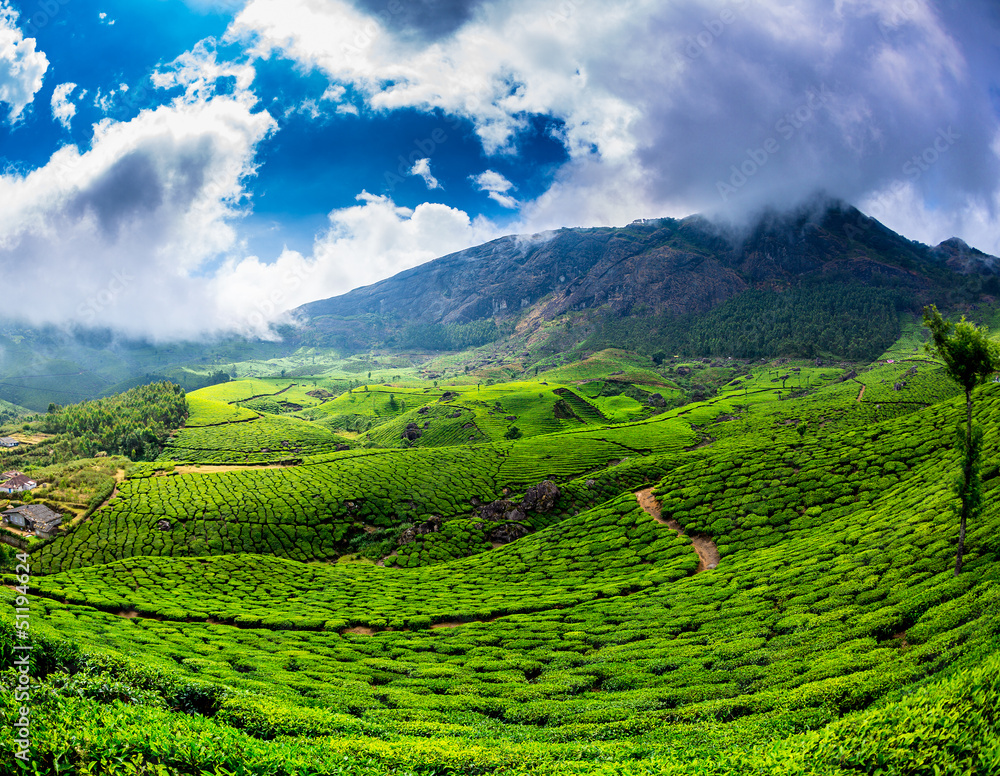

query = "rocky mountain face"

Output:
[[295, 201, 996, 333]]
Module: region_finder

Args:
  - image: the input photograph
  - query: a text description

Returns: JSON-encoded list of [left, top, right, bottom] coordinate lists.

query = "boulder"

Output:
[[647, 393, 666, 408], [156, 519, 172, 532], [417, 407, 429, 415], [677, 366, 692, 376], [478, 499, 516, 522], [521, 480, 560, 513], [487, 523, 531, 545], [402, 423, 423, 441], [398, 515, 442, 545]]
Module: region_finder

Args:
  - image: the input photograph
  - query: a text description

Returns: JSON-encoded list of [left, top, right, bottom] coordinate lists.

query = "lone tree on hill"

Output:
[[923, 305, 1000, 574]]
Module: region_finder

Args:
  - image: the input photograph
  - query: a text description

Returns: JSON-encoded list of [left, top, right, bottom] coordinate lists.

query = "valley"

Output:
[[1, 315, 997, 774]]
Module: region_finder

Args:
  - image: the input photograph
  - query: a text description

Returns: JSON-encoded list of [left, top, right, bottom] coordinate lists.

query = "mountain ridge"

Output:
[[294, 200, 998, 334]]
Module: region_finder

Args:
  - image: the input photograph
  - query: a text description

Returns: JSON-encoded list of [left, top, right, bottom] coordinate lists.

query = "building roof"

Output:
[[1, 475, 36, 489], [3, 504, 62, 529], [0, 437, 19, 444], [2, 470, 23, 478]]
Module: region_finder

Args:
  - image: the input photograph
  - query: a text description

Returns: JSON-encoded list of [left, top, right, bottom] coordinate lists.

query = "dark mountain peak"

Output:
[[292, 201, 996, 346], [929, 236, 999, 275]]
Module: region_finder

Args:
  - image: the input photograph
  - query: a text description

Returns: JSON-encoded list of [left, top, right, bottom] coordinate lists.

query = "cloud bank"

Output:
[[0, 0, 998, 342], [0, 2, 48, 123], [229, 0, 1000, 250]]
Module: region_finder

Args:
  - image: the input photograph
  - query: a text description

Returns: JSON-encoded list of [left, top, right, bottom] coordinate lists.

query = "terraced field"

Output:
[[2, 344, 999, 775]]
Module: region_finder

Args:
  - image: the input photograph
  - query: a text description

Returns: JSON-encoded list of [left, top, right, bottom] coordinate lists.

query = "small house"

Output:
[[0, 475, 36, 494], [0, 438, 19, 448], [2, 504, 62, 537]]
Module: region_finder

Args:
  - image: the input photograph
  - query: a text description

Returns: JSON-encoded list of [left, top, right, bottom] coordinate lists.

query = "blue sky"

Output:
[[0, 0, 998, 338], [4, 0, 567, 259]]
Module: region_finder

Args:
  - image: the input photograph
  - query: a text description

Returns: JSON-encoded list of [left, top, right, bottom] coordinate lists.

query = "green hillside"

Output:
[[2, 332, 998, 774]]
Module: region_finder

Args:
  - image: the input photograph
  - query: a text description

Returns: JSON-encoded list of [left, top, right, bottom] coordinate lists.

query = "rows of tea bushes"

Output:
[[159, 412, 351, 464], [193, 379, 294, 404], [363, 403, 487, 447], [341, 382, 623, 448], [36, 411, 696, 572], [13, 452, 1000, 742], [33, 445, 507, 572], [32, 493, 696, 627], [386, 517, 496, 566], [3, 644, 998, 776], [7, 344, 1000, 774], [655, 381, 1000, 562], [721, 360, 959, 443], [182, 395, 258, 426]]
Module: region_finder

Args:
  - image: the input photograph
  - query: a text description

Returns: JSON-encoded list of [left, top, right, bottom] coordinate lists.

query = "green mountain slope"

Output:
[[2, 333, 998, 774]]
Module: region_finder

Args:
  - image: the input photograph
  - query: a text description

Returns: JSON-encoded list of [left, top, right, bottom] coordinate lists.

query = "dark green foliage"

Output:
[[923, 305, 1000, 397], [4, 330, 1000, 776], [38, 382, 187, 461], [923, 305, 1000, 573], [396, 319, 502, 350], [589, 284, 904, 360]]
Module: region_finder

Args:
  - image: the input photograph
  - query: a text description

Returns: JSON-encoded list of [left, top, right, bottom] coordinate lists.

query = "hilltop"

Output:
[[294, 200, 1000, 357]]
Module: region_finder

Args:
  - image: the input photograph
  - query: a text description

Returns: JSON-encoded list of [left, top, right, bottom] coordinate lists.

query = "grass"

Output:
[[2, 334, 998, 775]]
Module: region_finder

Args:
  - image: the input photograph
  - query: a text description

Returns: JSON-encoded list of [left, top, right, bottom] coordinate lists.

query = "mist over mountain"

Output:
[[294, 199, 998, 340]]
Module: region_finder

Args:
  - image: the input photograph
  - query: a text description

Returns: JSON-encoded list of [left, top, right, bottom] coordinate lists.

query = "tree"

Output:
[[923, 305, 1000, 574]]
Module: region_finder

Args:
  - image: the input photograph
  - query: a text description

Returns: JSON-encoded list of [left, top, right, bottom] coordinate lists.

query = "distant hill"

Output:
[[293, 199, 999, 359], [296, 200, 997, 325]]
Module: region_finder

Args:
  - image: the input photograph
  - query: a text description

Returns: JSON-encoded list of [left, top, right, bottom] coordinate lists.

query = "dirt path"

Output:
[[856, 384, 866, 402], [635, 488, 719, 572]]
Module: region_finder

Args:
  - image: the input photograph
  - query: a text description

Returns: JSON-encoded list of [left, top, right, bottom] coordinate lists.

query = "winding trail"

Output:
[[635, 488, 720, 572], [857, 384, 866, 402]]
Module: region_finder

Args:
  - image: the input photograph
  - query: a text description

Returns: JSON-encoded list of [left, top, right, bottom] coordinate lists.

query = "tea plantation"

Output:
[[2, 343, 999, 774]]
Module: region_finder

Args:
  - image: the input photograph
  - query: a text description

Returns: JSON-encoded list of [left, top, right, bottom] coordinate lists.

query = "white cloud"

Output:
[[152, 39, 255, 102], [212, 192, 499, 328], [50, 82, 77, 130], [226, 0, 1000, 249], [98, 12, 115, 26], [0, 82, 276, 339], [0, 2, 48, 124], [472, 169, 517, 208], [320, 84, 345, 102], [410, 157, 441, 190], [93, 83, 128, 113]]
